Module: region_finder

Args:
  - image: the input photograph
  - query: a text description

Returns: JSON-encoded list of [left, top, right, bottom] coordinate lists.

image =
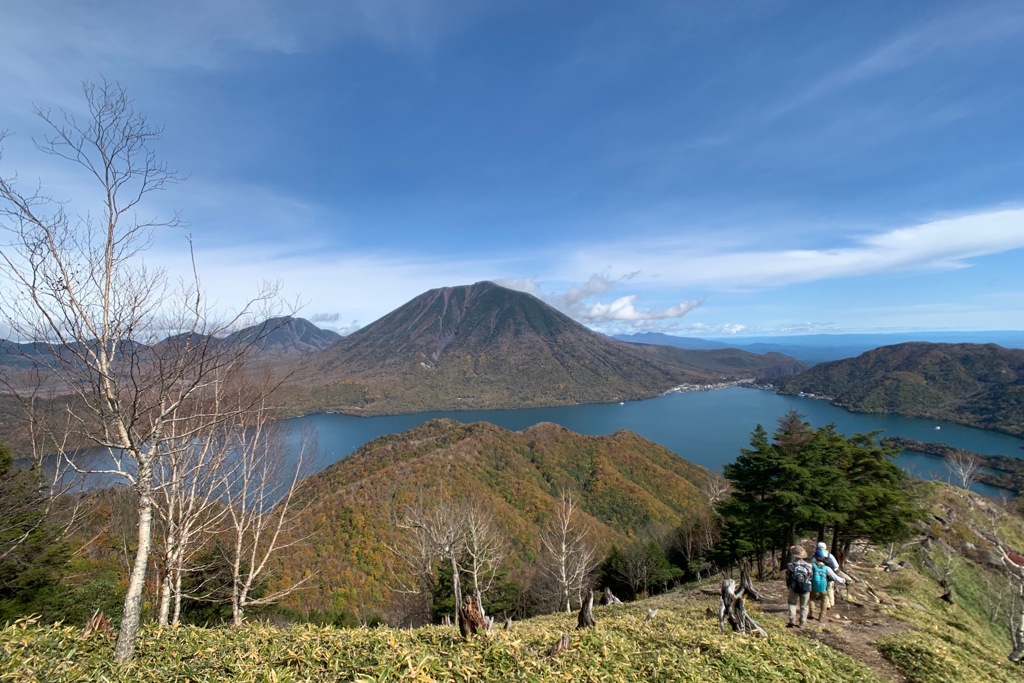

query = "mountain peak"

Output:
[[224, 316, 341, 357], [289, 282, 803, 414]]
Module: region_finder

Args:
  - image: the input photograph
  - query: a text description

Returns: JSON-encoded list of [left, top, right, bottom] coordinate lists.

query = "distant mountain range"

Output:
[[774, 342, 1024, 437], [6, 283, 1023, 432], [0, 316, 341, 369], [280, 282, 804, 415], [615, 331, 1024, 364]]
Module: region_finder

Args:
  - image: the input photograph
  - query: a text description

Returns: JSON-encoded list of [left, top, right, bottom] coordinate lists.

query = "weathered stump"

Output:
[[576, 589, 596, 630], [548, 633, 571, 657], [458, 593, 487, 640], [82, 610, 114, 640], [719, 578, 766, 637], [739, 560, 761, 601], [601, 586, 623, 605]]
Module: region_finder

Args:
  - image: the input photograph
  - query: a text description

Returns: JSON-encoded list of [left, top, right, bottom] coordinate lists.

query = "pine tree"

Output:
[[0, 441, 68, 621], [719, 424, 784, 578], [715, 415, 925, 574]]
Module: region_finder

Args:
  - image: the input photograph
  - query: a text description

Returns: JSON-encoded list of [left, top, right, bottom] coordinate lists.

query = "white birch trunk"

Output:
[[115, 467, 154, 661]]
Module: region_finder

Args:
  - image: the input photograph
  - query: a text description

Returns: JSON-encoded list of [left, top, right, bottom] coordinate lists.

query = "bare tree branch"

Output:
[[0, 81, 291, 661]]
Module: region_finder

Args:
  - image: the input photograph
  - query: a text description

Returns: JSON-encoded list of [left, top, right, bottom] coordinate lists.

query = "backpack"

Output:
[[812, 562, 828, 593], [789, 562, 812, 594]]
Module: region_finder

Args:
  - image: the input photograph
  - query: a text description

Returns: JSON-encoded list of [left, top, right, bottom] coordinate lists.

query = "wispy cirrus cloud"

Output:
[[771, 2, 1024, 118], [567, 207, 1024, 290], [0, 0, 487, 117]]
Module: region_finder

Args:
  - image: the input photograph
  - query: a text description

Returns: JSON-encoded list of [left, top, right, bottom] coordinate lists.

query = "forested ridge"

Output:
[[273, 419, 717, 625], [774, 342, 1024, 437]]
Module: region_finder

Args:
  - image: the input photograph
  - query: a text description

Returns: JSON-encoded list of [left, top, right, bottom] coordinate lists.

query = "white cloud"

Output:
[[567, 207, 1024, 290], [575, 295, 701, 323], [500, 274, 702, 327]]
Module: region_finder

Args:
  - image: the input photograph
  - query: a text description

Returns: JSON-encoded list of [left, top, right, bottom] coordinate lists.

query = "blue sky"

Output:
[[1, 1, 1023, 336]]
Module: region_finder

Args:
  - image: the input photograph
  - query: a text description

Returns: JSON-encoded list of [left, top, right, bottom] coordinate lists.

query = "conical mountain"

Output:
[[224, 316, 342, 357], [286, 281, 802, 414]]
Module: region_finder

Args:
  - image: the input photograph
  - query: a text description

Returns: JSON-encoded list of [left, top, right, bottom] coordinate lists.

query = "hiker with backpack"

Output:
[[813, 542, 848, 616], [808, 549, 846, 623], [785, 545, 814, 628]]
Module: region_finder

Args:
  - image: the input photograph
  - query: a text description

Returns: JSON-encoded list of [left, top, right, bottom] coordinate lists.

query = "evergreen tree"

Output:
[[715, 414, 924, 575], [839, 432, 923, 549], [719, 422, 787, 577], [0, 441, 69, 622]]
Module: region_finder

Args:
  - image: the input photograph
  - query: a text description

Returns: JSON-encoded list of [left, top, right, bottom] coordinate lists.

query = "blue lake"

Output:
[[289, 387, 1023, 497]]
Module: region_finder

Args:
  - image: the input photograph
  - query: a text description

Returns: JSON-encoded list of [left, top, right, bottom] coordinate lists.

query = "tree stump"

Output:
[[458, 593, 486, 640], [601, 586, 623, 605], [548, 633, 571, 657], [719, 579, 766, 637], [576, 589, 596, 630], [82, 610, 114, 640], [739, 560, 761, 601]]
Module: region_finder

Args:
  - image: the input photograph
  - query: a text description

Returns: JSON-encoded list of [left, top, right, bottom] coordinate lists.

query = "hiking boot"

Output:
[[786, 623, 795, 628]]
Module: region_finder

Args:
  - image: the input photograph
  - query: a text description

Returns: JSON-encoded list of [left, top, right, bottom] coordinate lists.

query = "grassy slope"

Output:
[[870, 483, 1024, 682], [4, 483, 1023, 682], [1, 594, 886, 683]]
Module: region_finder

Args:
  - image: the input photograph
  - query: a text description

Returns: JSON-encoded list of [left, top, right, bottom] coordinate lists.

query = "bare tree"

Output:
[[946, 450, 981, 490], [389, 492, 509, 625], [674, 507, 720, 580], [538, 491, 597, 613], [392, 491, 467, 620], [616, 540, 663, 599], [222, 398, 313, 625], [0, 403, 75, 564], [152, 375, 237, 627], [701, 474, 730, 507], [460, 501, 508, 617], [0, 81, 285, 661], [1011, 580, 1024, 664]]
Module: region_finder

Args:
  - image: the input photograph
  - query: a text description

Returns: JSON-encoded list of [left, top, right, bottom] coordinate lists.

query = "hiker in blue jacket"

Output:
[[786, 545, 814, 628], [808, 550, 846, 623], [814, 542, 845, 616]]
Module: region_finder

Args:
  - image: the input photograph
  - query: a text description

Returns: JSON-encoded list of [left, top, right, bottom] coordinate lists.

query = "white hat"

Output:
[[817, 542, 827, 551]]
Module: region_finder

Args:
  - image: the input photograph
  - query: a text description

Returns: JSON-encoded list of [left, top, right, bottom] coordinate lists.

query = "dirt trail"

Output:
[[746, 563, 914, 683]]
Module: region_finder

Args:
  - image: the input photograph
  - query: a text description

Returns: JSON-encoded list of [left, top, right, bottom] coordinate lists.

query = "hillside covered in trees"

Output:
[[774, 342, 1024, 437], [272, 418, 719, 625]]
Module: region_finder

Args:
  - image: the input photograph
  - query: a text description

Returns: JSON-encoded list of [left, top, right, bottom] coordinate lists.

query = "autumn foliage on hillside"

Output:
[[271, 419, 716, 625], [776, 342, 1024, 437]]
